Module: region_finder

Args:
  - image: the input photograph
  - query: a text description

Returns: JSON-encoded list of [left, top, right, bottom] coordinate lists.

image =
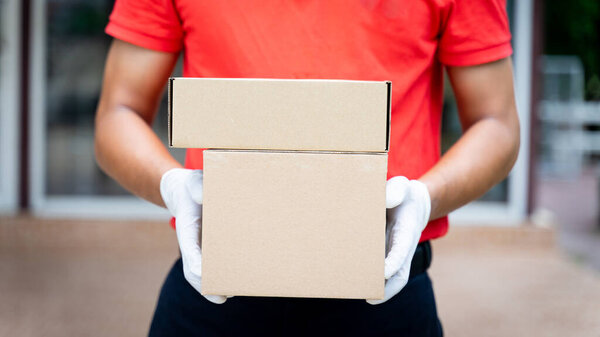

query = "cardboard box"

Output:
[[169, 77, 391, 299], [168, 78, 391, 152], [201, 150, 387, 299]]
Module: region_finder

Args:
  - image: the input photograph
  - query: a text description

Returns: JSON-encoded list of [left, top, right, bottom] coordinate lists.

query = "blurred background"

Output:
[[1, 0, 599, 336]]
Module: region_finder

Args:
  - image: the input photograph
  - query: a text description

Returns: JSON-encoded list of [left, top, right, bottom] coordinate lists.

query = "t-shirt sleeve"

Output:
[[438, 0, 512, 66], [105, 0, 183, 53]]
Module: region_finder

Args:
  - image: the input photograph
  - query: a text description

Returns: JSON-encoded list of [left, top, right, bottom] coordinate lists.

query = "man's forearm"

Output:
[[94, 105, 182, 207], [419, 113, 520, 220]]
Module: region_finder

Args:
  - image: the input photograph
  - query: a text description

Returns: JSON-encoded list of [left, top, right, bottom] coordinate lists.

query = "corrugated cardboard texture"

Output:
[[202, 150, 386, 300], [169, 78, 390, 152]]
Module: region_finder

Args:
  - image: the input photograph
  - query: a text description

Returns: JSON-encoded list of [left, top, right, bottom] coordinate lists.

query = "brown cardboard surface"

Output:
[[201, 150, 386, 299], [168, 78, 391, 152]]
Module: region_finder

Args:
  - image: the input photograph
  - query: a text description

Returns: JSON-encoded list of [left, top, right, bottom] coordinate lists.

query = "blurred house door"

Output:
[[0, 0, 21, 214], [446, 0, 533, 225], [28, 0, 183, 219], [26, 0, 533, 224]]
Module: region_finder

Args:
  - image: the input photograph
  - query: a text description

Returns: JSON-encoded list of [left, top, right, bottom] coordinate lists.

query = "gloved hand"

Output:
[[367, 176, 431, 305], [160, 168, 228, 304]]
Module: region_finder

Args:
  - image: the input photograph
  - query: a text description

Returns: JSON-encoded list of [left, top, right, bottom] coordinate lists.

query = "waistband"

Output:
[[409, 240, 432, 279]]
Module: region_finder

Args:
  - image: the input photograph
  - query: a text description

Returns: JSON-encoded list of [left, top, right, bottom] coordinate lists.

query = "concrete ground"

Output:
[[534, 167, 600, 271], [1, 216, 599, 337]]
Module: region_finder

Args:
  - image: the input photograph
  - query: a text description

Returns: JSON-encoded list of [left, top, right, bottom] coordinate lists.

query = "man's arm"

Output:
[[420, 57, 520, 219], [95, 39, 182, 207]]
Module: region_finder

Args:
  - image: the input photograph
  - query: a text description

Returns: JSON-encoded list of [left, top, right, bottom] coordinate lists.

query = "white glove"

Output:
[[160, 168, 227, 304], [367, 176, 431, 305]]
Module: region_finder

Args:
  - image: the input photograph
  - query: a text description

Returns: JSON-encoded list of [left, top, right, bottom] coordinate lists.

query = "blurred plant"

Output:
[[545, 0, 600, 101], [587, 75, 600, 101], [48, 2, 110, 37]]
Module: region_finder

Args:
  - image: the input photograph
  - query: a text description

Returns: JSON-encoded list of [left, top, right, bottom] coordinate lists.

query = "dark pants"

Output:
[[148, 258, 443, 337]]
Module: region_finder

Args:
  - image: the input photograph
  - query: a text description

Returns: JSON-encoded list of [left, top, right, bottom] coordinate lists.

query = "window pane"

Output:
[[45, 0, 184, 196]]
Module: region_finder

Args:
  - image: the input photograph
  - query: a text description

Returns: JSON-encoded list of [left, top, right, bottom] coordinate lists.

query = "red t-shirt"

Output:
[[106, 0, 512, 242]]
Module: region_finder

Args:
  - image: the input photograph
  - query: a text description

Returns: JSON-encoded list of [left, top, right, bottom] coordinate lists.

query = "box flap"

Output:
[[168, 78, 174, 147], [386, 81, 391, 151]]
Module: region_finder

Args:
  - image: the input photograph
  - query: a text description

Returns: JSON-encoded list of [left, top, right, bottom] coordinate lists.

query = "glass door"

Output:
[[28, 0, 532, 222], [446, 0, 532, 224], [29, 0, 183, 218]]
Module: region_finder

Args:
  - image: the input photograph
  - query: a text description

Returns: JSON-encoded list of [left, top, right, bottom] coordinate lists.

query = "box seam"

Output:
[[204, 149, 388, 155]]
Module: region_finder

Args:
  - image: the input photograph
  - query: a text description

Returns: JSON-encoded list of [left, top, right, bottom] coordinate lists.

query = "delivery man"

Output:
[[94, 0, 519, 336]]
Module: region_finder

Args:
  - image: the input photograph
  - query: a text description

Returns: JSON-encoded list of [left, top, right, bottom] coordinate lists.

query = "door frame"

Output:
[[0, 0, 21, 214]]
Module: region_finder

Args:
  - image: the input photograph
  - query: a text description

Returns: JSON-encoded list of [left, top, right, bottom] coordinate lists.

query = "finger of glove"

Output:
[[204, 294, 228, 305], [181, 265, 227, 304], [366, 267, 410, 305], [386, 176, 410, 209], [384, 204, 421, 279], [186, 170, 204, 205], [178, 215, 221, 304], [176, 212, 203, 278], [182, 263, 204, 293]]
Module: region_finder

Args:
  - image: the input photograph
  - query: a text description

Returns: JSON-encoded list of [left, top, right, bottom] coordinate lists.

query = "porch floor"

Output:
[[1, 216, 599, 336]]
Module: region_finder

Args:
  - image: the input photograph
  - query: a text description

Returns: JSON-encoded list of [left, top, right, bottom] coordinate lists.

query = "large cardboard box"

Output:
[[168, 78, 390, 300], [168, 78, 391, 152], [201, 150, 387, 299]]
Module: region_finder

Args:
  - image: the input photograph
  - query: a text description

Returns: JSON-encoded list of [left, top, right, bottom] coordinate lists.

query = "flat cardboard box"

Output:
[[168, 78, 391, 152], [201, 150, 386, 300]]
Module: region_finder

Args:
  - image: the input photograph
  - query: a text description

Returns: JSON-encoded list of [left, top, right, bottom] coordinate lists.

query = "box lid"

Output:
[[168, 78, 391, 152]]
